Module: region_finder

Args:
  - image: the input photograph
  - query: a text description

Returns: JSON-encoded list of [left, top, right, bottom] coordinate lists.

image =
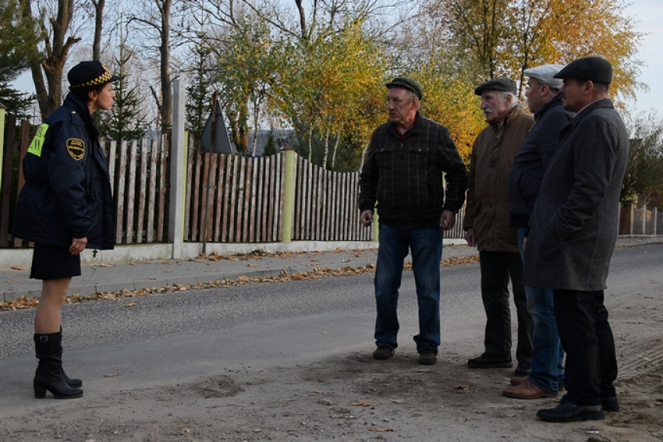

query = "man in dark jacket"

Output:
[[359, 77, 467, 366], [503, 65, 572, 400], [524, 56, 629, 422]]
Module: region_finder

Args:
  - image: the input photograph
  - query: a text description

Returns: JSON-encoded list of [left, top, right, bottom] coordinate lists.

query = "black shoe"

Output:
[[602, 396, 619, 412], [418, 351, 437, 365], [514, 362, 531, 377], [373, 345, 394, 360], [467, 353, 513, 368], [536, 401, 604, 422]]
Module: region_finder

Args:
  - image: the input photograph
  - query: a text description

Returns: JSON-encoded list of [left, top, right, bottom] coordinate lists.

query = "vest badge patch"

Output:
[[66, 138, 86, 160]]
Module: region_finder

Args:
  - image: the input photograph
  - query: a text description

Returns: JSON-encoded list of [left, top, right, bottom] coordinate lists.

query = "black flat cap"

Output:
[[554, 56, 612, 85], [386, 77, 423, 100], [474, 78, 517, 95], [68, 61, 121, 90]]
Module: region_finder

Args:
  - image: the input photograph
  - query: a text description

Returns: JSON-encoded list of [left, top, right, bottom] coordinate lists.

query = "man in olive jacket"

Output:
[[525, 57, 629, 423], [464, 79, 534, 377]]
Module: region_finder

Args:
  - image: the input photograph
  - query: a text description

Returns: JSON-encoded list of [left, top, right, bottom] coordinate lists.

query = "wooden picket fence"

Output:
[[103, 137, 169, 244], [184, 142, 372, 243], [4, 112, 657, 249], [619, 204, 663, 235]]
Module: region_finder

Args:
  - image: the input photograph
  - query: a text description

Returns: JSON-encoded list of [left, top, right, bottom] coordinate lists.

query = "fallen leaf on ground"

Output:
[[352, 400, 378, 407], [10, 266, 25, 271], [366, 425, 394, 432]]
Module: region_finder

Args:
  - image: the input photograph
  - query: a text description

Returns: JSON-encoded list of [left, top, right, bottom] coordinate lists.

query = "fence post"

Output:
[[281, 147, 296, 242], [655, 207, 658, 235], [169, 78, 186, 258], [0, 103, 5, 193]]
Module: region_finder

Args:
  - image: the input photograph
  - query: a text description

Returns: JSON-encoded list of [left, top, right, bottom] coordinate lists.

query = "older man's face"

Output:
[[480, 90, 512, 124], [525, 78, 546, 114], [387, 87, 418, 128]]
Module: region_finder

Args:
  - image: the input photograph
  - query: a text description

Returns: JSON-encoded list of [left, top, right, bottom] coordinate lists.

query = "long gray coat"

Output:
[[523, 99, 629, 291]]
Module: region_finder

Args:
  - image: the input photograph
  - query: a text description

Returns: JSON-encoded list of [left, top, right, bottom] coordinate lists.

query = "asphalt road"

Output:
[[1, 243, 661, 416]]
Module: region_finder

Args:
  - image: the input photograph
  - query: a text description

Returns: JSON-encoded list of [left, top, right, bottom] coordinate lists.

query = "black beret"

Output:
[[68, 61, 121, 90], [553, 56, 612, 85], [386, 77, 423, 100], [474, 78, 517, 95]]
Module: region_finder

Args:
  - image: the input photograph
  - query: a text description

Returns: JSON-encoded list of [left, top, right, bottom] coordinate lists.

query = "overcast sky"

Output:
[[623, 0, 662, 116]]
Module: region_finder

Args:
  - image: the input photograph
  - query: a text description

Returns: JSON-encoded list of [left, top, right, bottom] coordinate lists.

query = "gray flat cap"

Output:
[[524, 64, 565, 89]]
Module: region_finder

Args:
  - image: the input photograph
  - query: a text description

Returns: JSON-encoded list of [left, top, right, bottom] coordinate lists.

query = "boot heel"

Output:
[[34, 381, 47, 399]]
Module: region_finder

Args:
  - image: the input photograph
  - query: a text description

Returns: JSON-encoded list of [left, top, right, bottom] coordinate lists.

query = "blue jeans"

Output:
[[518, 227, 564, 392], [374, 224, 442, 353]]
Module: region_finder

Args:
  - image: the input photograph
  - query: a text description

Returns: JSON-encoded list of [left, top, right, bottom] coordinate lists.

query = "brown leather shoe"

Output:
[[503, 380, 558, 399], [510, 375, 527, 386]]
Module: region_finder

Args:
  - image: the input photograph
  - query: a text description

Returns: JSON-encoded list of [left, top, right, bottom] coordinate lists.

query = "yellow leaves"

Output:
[[0, 295, 39, 311]]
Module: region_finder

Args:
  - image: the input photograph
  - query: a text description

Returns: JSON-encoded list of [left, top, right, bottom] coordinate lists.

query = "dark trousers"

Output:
[[479, 251, 533, 364], [553, 289, 618, 406]]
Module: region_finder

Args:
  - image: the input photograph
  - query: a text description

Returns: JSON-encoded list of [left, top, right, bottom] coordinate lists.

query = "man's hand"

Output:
[[522, 236, 528, 253], [69, 237, 88, 255], [360, 210, 374, 227], [440, 210, 456, 231], [464, 228, 476, 247]]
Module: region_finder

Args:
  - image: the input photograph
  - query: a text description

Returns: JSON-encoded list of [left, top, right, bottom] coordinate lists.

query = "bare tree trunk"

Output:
[[251, 100, 259, 157], [360, 141, 369, 171], [331, 132, 340, 171], [92, 0, 106, 61], [156, 0, 173, 131], [23, 0, 80, 119], [307, 126, 313, 163], [322, 124, 330, 169]]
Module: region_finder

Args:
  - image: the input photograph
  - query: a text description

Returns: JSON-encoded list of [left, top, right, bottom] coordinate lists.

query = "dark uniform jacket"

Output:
[[13, 93, 115, 250], [508, 94, 573, 227], [359, 112, 468, 230], [463, 107, 534, 252], [523, 99, 629, 291]]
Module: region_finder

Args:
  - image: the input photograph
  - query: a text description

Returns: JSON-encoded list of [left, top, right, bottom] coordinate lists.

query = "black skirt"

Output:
[[30, 243, 81, 280]]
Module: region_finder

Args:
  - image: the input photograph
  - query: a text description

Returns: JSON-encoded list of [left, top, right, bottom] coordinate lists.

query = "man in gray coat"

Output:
[[524, 56, 629, 422]]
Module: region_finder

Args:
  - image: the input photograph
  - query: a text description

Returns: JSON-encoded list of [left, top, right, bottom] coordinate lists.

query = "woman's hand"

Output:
[[69, 237, 88, 255]]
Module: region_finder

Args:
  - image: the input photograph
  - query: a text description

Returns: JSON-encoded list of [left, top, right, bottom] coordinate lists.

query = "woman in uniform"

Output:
[[14, 61, 119, 399]]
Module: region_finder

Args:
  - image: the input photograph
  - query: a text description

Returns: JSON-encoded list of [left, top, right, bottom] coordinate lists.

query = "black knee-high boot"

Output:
[[59, 327, 82, 388], [33, 332, 83, 399]]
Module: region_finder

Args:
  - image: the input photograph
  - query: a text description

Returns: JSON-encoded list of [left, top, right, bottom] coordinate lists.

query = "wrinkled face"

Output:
[[387, 87, 418, 128], [560, 78, 587, 112], [525, 78, 546, 114], [89, 82, 115, 113], [480, 90, 512, 124]]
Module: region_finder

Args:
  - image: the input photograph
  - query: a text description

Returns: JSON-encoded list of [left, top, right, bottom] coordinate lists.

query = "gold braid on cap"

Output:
[[70, 66, 112, 88]]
